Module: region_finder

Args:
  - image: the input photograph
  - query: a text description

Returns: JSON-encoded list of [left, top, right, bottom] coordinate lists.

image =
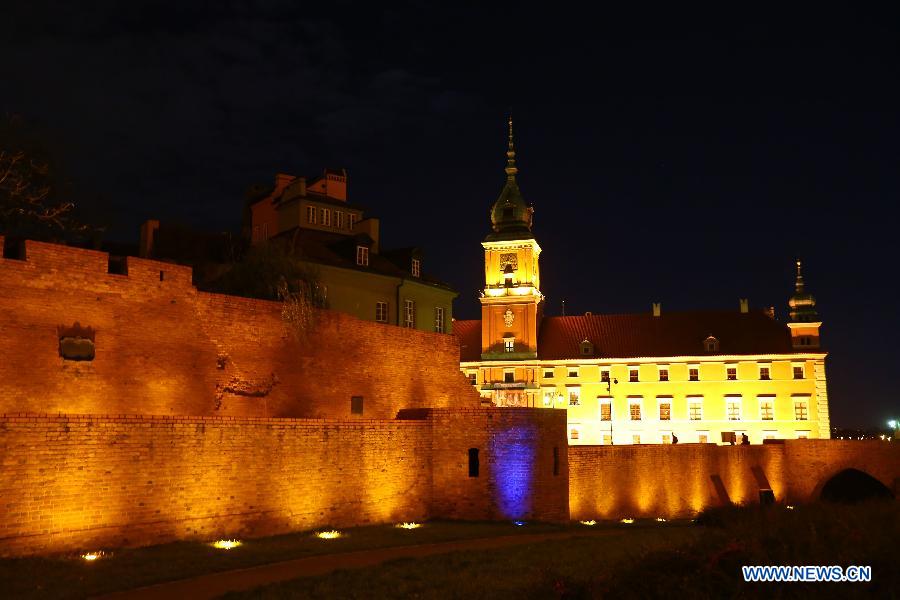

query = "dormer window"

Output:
[[704, 336, 719, 352], [579, 339, 594, 356], [504, 337, 515, 352], [503, 264, 514, 287], [356, 246, 369, 266], [411, 258, 421, 277]]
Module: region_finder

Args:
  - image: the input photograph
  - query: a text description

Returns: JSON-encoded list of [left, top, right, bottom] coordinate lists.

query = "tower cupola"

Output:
[[788, 259, 818, 322], [487, 117, 534, 241]]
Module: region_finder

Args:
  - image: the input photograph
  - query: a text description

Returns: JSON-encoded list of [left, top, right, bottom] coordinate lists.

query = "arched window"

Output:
[[704, 336, 719, 352]]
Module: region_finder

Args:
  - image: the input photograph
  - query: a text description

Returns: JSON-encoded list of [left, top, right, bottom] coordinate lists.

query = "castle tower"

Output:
[[480, 118, 543, 360], [787, 259, 822, 349]]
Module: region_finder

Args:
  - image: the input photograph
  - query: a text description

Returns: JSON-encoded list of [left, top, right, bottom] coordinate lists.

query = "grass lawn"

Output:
[[223, 501, 900, 599], [0, 520, 597, 599]]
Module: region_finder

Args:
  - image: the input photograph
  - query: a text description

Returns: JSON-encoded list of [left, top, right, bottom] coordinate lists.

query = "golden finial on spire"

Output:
[[795, 258, 804, 293], [505, 115, 517, 178]]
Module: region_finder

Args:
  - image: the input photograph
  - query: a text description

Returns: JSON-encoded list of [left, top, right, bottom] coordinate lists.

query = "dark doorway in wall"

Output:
[[350, 396, 364, 415], [468, 448, 479, 477], [820, 469, 894, 503]]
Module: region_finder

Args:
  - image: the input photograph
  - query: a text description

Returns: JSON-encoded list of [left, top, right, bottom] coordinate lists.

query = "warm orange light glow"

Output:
[[396, 522, 421, 529], [579, 519, 597, 526], [81, 552, 103, 561], [316, 530, 342, 539], [211, 539, 242, 550], [786, 505, 795, 510], [620, 518, 634, 524], [655, 517, 667, 522]]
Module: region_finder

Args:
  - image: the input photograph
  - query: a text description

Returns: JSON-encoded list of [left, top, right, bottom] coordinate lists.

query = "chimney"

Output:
[[739, 298, 749, 313], [652, 302, 661, 317], [139, 219, 160, 258]]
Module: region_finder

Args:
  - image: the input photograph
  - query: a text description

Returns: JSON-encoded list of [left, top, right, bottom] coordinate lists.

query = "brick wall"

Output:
[[0, 413, 433, 556], [427, 408, 569, 522], [0, 238, 479, 418], [569, 440, 900, 521]]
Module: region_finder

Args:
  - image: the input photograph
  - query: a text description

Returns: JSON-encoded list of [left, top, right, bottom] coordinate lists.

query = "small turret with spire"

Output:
[[487, 116, 534, 241], [789, 259, 818, 322], [787, 259, 822, 349]]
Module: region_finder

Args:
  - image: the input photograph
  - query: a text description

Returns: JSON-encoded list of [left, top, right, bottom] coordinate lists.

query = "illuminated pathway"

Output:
[[97, 529, 627, 600]]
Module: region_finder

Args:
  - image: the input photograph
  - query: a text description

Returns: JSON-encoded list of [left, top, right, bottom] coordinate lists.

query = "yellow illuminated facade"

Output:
[[458, 122, 830, 445]]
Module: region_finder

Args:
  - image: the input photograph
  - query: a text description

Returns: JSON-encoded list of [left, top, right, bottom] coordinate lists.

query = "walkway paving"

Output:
[[96, 529, 619, 600]]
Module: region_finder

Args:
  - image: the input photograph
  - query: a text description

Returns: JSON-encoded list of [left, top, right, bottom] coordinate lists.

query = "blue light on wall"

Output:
[[489, 421, 538, 519]]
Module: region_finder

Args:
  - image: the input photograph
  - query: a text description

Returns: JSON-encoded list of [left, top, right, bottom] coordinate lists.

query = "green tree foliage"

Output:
[[212, 239, 327, 339]]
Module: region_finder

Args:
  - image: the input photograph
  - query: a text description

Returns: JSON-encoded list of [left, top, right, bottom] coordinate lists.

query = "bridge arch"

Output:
[[816, 468, 894, 503]]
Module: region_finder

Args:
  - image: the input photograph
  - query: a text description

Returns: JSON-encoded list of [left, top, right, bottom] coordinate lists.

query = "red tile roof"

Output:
[[454, 310, 798, 362], [453, 319, 482, 362]]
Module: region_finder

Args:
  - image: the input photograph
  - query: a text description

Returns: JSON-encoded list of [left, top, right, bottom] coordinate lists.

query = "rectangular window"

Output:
[[320, 208, 331, 226], [350, 395, 364, 415], [794, 400, 809, 421], [434, 307, 445, 333], [629, 368, 639, 382], [632, 434, 641, 445], [760, 398, 774, 420], [697, 432, 709, 444], [661, 433, 672, 445], [404, 299, 415, 328], [568, 388, 580, 406], [356, 245, 369, 266], [600, 369, 610, 383], [335, 211, 344, 229], [349, 213, 359, 229], [600, 401, 612, 421], [727, 398, 742, 421], [468, 373, 477, 386], [759, 366, 771, 380], [504, 338, 515, 352], [543, 390, 555, 406], [568, 369, 578, 378], [411, 258, 421, 277], [602, 434, 612, 445], [544, 370, 554, 379], [659, 367, 669, 381], [797, 431, 810, 440], [306, 205, 317, 224], [793, 365, 804, 379], [689, 367, 699, 381], [504, 371, 514, 383], [658, 401, 671, 421], [570, 428, 580, 440], [688, 399, 703, 421], [375, 301, 388, 323], [727, 367, 737, 381], [629, 401, 642, 421]]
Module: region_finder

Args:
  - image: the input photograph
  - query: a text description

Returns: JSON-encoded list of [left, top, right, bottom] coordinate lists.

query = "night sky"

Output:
[[4, 3, 898, 428]]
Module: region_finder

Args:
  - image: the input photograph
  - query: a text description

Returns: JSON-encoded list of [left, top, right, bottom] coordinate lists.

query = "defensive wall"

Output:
[[0, 237, 898, 557], [0, 409, 568, 556], [0, 237, 479, 418], [569, 440, 900, 521]]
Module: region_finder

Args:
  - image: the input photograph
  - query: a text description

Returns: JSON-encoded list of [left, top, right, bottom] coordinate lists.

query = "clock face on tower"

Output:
[[503, 308, 515, 327], [500, 253, 518, 271]]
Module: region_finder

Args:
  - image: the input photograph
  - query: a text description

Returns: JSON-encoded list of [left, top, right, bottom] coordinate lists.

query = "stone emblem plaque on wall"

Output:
[[503, 308, 515, 327]]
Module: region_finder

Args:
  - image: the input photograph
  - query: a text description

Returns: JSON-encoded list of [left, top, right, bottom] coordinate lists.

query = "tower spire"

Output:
[[505, 115, 517, 179], [795, 258, 805, 294]]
